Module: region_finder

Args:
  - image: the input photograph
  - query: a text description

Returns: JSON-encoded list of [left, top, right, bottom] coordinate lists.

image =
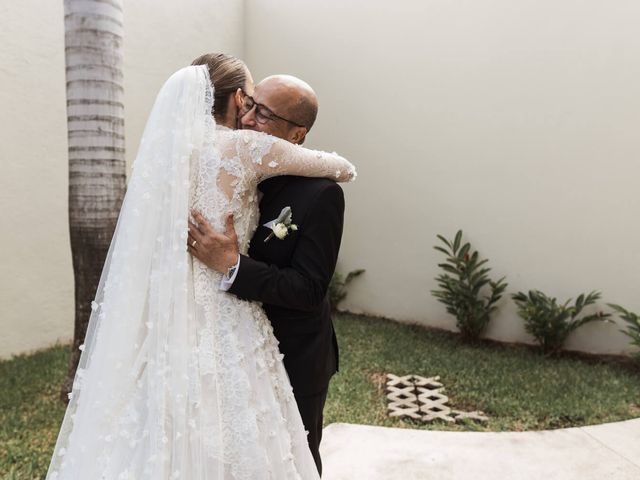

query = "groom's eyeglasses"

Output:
[[240, 89, 306, 128]]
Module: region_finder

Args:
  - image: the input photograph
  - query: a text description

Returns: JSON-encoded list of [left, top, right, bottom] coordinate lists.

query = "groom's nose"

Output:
[[240, 107, 257, 128]]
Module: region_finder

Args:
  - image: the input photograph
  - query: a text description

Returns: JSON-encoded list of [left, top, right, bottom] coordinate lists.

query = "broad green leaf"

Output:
[[458, 242, 471, 259], [436, 234, 452, 248], [453, 230, 463, 253], [434, 246, 450, 256]]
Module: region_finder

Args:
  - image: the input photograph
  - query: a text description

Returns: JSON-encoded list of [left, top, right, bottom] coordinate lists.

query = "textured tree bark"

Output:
[[61, 0, 126, 402]]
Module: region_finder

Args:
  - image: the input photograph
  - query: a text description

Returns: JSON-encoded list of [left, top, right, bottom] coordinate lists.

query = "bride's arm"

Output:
[[230, 130, 357, 183]]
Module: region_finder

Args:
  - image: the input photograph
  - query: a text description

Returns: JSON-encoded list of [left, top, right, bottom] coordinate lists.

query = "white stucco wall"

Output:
[[2, 0, 639, 358], [0, 0, 244, 358], [245, 0, 640, 355]]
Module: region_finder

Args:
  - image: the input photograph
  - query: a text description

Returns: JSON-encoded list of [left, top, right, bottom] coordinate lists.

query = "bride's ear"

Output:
[[233, 88, 244, 110]]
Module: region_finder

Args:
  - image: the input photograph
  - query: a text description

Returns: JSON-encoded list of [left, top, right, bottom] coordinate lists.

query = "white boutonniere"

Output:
[[264, 206, 298, 242]]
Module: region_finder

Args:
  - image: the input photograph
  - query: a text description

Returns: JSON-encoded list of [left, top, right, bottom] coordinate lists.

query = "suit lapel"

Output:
[[251, 176, 295, 259]]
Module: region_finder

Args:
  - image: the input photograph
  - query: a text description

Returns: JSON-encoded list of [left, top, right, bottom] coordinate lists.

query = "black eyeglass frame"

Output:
[[240, 89, 307, 129]]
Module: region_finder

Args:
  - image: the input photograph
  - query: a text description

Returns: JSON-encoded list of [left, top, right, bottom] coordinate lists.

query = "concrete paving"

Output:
[[320, 419, 640, 479]]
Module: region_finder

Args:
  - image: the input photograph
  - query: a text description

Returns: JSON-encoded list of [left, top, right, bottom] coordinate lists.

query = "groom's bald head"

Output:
[[240, 74, 318, 144], [264, 75, 318, 131]]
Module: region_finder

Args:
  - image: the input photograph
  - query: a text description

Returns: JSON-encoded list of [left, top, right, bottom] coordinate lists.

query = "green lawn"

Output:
[[2, 313, 639, 478], [327, 314, 640, 431], [1, 343, 68, 479]]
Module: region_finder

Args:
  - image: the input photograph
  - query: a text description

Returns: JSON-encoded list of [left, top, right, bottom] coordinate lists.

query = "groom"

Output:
[[189, 74, 345, 475]]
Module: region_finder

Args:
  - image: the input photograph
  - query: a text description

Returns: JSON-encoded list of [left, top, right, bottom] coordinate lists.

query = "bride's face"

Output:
[[232, 68, 255, 129]]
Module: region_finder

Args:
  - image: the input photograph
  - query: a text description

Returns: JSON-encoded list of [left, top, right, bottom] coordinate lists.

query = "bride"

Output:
[[46, 54, 356, 480]]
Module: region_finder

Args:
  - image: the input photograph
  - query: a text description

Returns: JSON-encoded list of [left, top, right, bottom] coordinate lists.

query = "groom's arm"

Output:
[[229, 184, 344, 311]]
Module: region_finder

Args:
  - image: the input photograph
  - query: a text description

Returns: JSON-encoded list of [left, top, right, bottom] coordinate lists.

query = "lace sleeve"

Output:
[[229, 130, 357, 184]]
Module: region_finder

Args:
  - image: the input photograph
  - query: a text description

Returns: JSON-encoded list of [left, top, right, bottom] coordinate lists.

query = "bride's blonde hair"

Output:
[[191, 53, 248, 122]]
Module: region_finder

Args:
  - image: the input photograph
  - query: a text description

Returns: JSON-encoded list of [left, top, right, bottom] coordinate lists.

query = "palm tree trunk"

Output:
[[61, 0, 126, 402]]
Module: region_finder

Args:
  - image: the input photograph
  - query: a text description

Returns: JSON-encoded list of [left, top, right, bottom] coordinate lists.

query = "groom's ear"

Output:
[[290, 126, 307, 145]]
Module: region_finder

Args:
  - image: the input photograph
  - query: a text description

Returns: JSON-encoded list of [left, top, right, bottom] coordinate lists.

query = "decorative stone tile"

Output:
[[386, 375, 421, 420], [385, 374, 488, 424], [451, 410, 489, 423]]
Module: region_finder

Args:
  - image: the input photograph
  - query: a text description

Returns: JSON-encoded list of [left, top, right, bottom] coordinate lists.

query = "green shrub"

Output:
[[431, 230, 507, 341], [329, 269, 365, 311], [512, 290, 611, 355], [607, 303, 640, 360]]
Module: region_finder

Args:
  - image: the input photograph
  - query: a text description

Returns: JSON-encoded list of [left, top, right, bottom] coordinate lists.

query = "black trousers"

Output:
[[294, 387, 329, 477]]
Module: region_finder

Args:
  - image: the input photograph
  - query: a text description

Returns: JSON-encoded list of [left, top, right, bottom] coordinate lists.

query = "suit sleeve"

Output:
[[228, 184, 345, 311]]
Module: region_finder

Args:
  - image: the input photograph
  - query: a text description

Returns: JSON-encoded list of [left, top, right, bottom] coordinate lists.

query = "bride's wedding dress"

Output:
[[46, 65, 355, 480]]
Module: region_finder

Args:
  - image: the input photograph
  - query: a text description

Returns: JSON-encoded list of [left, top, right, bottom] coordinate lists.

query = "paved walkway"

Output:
[[320, 419, 640, 479]]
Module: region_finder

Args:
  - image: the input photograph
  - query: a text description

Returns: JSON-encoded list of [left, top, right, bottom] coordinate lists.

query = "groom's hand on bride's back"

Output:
[[187, 210, 239, 273]]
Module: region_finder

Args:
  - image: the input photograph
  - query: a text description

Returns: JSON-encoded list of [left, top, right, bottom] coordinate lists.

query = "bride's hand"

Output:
[[188, 210, 239, 273]]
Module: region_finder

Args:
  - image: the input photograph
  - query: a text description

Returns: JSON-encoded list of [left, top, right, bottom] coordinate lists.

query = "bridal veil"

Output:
[[48, 65, 215, 479]]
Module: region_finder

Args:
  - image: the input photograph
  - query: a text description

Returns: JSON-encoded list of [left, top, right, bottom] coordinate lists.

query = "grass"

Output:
[[0, 344, 68, 479], [2, 314, 639, 478]]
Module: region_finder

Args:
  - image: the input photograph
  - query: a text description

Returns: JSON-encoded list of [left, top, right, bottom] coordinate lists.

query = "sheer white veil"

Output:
[[47, 65, 215, 479]]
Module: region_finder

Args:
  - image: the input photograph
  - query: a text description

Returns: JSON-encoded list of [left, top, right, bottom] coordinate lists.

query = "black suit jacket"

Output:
[[228, 175, 343, 396]]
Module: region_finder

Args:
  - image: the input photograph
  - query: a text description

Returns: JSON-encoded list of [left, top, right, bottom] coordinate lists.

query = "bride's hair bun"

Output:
[[191, 53, 248, 120]]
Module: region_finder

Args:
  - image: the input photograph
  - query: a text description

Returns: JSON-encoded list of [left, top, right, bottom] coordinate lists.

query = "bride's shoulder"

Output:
[[217, 127, 279, 151], [218, 127, 274, 141]]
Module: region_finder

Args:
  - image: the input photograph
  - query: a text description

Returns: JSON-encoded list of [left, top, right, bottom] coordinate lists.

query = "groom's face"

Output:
[[240, 78, 307, 144]]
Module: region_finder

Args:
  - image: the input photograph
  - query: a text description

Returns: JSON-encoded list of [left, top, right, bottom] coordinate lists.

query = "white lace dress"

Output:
[[46, 65, 356, 480]]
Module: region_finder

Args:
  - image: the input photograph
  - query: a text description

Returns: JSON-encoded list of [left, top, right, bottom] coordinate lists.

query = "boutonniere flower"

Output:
[[264, 206, 298, 242]]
